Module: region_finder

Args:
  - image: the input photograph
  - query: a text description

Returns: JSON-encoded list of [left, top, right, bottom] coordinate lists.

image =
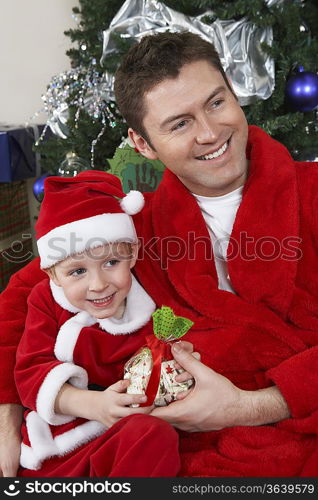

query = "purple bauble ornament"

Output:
[[285, 66, 318, 112], [33, 173, 51, 202]]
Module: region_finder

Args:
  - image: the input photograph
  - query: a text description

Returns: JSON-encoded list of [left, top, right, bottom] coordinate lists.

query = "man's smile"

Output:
[[196, 139, 229, 161]]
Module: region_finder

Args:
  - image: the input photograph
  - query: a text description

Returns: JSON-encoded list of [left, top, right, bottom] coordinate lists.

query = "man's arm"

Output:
[[151, 341, 290, 432], [0, 404, 23, 477], [0, 258, 45, 476]]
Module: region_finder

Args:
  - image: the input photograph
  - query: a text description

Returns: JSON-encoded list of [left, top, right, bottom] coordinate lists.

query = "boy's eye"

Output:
[[70, 268, 86, 276], [105, 259, 119, 267]]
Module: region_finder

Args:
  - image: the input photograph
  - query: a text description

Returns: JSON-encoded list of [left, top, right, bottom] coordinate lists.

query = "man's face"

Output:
[[129, 60, 249, 197]]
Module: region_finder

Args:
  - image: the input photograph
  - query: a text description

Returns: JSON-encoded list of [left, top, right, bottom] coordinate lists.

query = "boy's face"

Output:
[[129, 60, 249, 197], [50, 243, 138, 320]]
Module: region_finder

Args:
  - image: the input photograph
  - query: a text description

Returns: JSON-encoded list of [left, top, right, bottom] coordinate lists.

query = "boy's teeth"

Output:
[[198, 141, 228, 160], [92, 294, 114, 303]]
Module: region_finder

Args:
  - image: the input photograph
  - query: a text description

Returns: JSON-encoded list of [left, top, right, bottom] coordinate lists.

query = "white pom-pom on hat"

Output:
[[120, 190, 145, 215]]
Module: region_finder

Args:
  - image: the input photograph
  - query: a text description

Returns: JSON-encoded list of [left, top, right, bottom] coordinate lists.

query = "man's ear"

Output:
[[128, 128, 158, 160]]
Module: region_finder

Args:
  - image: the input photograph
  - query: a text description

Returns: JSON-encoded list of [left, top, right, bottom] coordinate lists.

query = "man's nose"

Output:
[[195, 115, 218, 144]]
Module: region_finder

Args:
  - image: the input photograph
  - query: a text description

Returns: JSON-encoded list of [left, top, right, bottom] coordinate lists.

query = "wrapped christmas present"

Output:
[[124, 306, 194, 407]]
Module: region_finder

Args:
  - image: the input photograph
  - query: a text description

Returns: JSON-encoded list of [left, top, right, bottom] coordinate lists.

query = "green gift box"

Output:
[[107, 145, 165, 193]]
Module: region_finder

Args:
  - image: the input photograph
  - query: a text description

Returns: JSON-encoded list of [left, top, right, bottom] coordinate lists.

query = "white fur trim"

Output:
[[120, 190, 144, 215], [54, 420, 106, 455], [98, 275, 156, 334], [54, 311, 97, 363], [20, 411, 106, 470], [36, 363, 88, 425], [51, 275, 156, 336], [25, 411, 58, 461], [38, 212, 137, 268], [20, 443, 40, 471]]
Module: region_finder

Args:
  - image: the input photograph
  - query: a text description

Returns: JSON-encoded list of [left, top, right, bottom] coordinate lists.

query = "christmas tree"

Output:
[[35, 0, 318, 176]]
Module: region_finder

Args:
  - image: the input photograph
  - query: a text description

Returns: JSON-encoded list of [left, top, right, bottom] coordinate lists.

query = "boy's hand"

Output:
[[95, 380, 153, 427]]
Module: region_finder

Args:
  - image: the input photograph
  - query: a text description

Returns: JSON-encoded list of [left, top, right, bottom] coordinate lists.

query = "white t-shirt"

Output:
[[193, 186, 243, 293]]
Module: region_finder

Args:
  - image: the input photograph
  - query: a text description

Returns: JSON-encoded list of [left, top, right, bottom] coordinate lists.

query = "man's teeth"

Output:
[[198, 141, 228, 160]]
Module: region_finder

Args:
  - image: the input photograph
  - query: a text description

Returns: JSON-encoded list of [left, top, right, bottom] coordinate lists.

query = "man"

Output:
[[1, 31, 318, 477]]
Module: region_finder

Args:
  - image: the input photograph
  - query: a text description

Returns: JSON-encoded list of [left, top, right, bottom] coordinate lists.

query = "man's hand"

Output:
[[151, 342, 290, 432], [0, 404, 23, 477], [173, 340, 200, 391]]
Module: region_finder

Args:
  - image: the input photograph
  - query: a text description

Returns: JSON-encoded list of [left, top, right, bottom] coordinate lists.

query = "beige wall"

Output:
[[0, 0, 81, 258], [0, 0, 80, 125]]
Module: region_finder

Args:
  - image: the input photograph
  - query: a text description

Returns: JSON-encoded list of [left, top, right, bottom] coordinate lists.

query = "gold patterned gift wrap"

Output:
[[124, 306, 194, 407]]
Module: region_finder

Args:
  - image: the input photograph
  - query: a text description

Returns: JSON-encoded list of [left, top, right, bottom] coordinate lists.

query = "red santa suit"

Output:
[[15, 275, 180, 476], [1, 125, 318, 476], [14, 171, 181, 477]]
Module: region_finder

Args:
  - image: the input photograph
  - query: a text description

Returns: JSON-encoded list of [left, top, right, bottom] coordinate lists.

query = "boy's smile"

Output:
[[87, 292, 116, 307]]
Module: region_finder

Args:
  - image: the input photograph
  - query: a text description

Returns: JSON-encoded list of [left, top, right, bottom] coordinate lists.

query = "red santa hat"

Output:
[[36, 170, 144, 269]]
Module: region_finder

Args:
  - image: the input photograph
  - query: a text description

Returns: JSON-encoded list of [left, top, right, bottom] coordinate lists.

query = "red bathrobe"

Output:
[[1, 125, 318, 476]]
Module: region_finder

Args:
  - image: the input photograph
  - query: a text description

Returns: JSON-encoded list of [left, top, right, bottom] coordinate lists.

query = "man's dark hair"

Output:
[[114, 31, 234, 144]]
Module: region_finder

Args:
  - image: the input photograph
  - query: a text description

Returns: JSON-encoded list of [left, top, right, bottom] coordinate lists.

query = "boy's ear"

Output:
[[45, 268, 61, 287], [129, 242, 140, 269], [128, 128, 158, 160]]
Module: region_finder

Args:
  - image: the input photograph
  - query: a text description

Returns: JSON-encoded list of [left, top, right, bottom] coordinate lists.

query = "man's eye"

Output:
[[70, 268, 86, 276], [172, 120, 188, 131], [211, 99, 224, 108]]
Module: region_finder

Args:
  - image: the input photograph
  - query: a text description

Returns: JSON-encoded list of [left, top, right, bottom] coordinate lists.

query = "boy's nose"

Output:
[[88, 274, 109, 292]]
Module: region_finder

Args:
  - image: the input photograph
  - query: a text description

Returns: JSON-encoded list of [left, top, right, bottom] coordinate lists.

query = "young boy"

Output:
[[14, 170, 181, 477]]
